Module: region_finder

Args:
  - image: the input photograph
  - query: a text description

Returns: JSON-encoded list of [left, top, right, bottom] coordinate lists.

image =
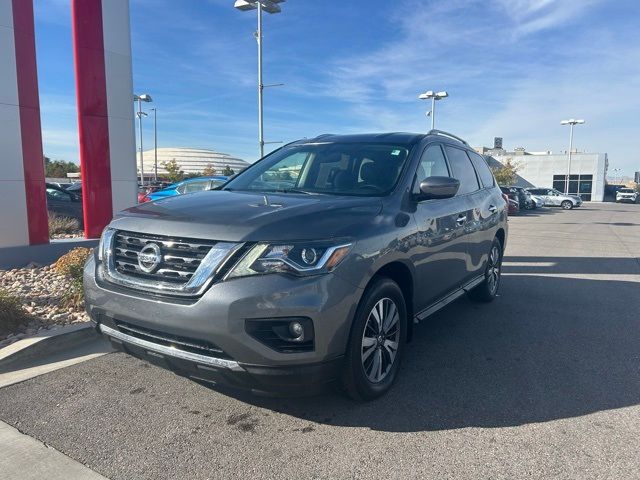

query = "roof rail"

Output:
[[427, 129, 469, 146]]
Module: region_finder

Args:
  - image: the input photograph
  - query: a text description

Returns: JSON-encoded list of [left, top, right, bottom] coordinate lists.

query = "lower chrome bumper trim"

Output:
[[99, 324, 243, 371]]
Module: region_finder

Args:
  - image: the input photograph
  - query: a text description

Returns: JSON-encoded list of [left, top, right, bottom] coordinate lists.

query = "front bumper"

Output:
[[84, 256, 361, 392]]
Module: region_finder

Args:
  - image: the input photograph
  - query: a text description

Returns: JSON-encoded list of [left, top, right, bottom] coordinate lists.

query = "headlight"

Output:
[[226, 241, 353, 279], [97, 227, 115, 263]]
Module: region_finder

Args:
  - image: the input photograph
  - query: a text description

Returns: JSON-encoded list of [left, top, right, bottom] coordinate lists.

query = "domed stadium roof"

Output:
[[140, 147, 249, 176]]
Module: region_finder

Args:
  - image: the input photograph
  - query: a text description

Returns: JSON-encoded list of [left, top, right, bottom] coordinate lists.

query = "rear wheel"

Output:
[[561, 200, 573, 209], [341, 277, 407, 401], [468, 237, 503, 303]]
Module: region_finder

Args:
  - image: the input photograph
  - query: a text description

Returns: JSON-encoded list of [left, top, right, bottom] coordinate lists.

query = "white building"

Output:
[[478, 147, 608, 202], [139, 147, 249, 178]]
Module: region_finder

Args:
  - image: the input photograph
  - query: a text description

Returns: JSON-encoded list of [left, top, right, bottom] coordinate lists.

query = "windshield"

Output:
[[619, 189, 634, 193], [223, 143, 411, 196]]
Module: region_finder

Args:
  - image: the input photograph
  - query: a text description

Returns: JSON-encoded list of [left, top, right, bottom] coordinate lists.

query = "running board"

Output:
[[413, 275, 485, 323]]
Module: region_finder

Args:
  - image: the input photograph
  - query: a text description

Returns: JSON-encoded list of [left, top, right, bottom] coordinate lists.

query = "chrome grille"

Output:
[[113, 231, 217, 284]]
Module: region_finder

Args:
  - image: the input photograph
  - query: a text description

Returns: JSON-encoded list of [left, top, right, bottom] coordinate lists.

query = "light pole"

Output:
[[419, 90, 448, 130], [560, 119, 585, 194], [612, 168, 621, 185], [234, 0, 284, 158], [149, 108, 158, 182], [134, 93, 153, 185]]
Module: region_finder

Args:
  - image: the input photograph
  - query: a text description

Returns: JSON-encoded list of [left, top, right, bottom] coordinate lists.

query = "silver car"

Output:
[[84, 131, 508, 399], [526, 188, 583, 209]]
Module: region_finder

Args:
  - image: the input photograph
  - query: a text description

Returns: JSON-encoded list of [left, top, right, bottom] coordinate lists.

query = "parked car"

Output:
[[137, 184, 168, 203], [526, 188, 583, 209], [142, 176, 229, 202], [499, 186, 517, 202], [46, 183, 83, 224], [509, 186, 536, 210], [85, 131, 508, 399], [500, 192, 519, 215], [615, 188, 639, 203], [529, 194, 545, 208]]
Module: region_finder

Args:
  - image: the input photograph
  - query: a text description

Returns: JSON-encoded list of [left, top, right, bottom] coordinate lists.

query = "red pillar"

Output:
[[12, 0, 49, 245], [71, 0, 114, 239]]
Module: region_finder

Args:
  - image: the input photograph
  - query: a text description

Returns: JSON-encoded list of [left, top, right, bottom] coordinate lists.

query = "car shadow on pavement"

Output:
[[511, 207, 559, 217], [222, 268, 640, 432]]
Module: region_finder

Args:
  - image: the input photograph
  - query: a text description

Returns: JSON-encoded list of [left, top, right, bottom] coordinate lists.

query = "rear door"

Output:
[[443, 145, 486, 284], [466, 150, 503, 276], [411, 144, 470, 310]]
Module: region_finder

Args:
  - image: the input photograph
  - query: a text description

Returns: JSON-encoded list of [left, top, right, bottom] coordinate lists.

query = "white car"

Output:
[[616, 188, 639, 203], [529, 194, 545, 207]]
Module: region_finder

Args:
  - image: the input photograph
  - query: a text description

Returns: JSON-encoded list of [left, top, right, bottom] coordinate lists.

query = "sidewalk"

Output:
[[0, 420, 108, 479]]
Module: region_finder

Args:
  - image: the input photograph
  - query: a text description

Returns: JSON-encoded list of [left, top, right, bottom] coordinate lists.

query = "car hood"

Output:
[[111, 190, 383, 242]]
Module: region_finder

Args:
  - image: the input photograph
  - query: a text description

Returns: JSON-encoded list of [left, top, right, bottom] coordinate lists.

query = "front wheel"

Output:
[[468, 237, 503, 303], [341, 278, 407, 401], [561, 200, 573, 209]]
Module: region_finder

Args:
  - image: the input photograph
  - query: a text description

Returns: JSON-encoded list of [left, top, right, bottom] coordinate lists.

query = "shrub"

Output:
[[49, 212, 80, 236], [54, 248, 93, 310], [0, 289, 29, 337], [54, 247, 92, 277]]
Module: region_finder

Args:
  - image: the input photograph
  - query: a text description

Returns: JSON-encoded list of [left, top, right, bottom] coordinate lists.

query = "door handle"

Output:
[[456, 214, 466, 225], [488, 205, 498, 213]]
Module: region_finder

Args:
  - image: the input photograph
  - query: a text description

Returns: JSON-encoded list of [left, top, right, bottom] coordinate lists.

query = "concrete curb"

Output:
[[0, 323, 99, 373]]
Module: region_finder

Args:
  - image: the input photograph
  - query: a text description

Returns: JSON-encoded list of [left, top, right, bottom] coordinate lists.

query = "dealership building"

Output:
[[476, 143, 609, 202]]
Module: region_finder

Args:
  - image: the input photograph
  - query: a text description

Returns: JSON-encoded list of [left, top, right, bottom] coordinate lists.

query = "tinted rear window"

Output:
[[467, 151, 495, 188], [445, 146, 480, 195]]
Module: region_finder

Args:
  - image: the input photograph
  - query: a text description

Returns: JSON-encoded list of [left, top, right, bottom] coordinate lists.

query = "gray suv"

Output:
[[84, 131, 508, 399]]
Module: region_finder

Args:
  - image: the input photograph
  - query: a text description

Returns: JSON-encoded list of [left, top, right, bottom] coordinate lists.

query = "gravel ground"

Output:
[[0, 265, 89, 347]]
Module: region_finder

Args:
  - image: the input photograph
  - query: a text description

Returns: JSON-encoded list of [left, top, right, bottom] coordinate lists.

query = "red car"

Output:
[[502, 193, 519, 215]]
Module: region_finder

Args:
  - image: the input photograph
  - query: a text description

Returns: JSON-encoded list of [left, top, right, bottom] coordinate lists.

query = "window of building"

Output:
[[552, 174, 592, 201], [445, 146, 480, 195]]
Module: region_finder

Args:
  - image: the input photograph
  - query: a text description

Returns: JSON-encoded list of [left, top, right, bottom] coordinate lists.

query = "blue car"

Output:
[[142, 176, 228, 203]]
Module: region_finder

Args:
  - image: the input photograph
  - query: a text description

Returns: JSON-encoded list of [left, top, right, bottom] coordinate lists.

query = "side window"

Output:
[[444, 146, 480, 195], [175, 183, 186, 194], [467, 151, 495, 188], [412, 144, 449, 194], [183, 181, 209, 193]]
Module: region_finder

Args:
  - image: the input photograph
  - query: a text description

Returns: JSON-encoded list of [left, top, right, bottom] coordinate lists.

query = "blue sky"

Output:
[[35, 0, 640, 175]]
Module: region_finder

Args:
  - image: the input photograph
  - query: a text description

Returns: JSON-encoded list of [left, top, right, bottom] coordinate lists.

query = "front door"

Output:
[[411, 144, 470, 311]]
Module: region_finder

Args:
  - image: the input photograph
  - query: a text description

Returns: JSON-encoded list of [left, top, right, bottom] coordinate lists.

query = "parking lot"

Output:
[[1, 202, 639, 479]]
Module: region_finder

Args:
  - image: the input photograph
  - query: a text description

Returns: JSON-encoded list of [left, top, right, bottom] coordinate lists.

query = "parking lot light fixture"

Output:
[[419, 90, 449, 130], [234, 0, 285, 158], [134, 94, 153, 185], [560, 119, 586, 194]]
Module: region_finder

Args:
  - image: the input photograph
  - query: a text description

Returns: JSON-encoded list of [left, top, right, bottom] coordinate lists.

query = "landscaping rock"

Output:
[[0, 264, 90, 343]]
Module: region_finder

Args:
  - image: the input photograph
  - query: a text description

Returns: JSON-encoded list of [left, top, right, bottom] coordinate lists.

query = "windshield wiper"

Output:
[[273, 188, 315, 195]]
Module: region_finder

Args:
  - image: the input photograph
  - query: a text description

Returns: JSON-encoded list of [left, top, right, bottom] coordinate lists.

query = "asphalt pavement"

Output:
[[1, 202, 639, 479]]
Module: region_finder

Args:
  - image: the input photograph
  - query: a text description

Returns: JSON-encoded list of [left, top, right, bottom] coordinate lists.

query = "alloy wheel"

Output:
[[361, 298, 400, 383], [487, 245, 501, 295]]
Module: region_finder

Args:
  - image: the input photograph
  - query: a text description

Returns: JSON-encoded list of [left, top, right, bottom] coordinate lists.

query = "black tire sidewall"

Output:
[[345, 278, 407, 400]]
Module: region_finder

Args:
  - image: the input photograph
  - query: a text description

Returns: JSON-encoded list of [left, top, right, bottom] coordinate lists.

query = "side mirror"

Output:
[[416, 176, 460, 200]]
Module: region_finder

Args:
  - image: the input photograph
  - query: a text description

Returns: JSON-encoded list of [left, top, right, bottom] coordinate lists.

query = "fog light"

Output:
[[289, 321, 304, 339]]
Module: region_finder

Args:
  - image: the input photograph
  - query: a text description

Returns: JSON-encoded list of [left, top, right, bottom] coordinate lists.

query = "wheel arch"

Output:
[[369, 261, 415, 342]]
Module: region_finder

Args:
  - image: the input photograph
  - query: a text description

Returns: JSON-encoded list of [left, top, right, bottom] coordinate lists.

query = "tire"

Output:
[[468, 237, 503, 303], [341, 277, 407, 401], [561, 200, 573, 210]]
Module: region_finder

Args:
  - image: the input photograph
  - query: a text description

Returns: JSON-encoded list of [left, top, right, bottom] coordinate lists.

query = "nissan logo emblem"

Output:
[[138, 243, 162, 273]]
